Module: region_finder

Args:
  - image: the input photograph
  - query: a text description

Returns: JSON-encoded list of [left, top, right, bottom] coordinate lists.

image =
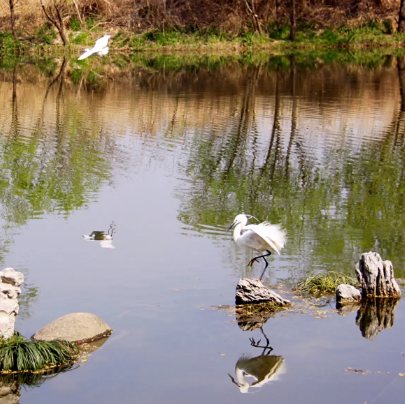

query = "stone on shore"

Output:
[[32, 312, 113, 343], [235, 278, 291, 306], [336, 284, 361, 304]]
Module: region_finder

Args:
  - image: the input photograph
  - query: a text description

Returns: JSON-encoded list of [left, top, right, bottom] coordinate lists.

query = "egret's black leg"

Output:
[[247, 250, 272, 280]]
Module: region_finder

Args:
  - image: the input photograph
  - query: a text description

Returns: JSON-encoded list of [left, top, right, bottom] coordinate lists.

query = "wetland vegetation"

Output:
[[2, 1, 405, 54], [1, 4, 405, 400]]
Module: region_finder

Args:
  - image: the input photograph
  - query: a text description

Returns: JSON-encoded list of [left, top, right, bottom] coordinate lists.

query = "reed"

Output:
[[294, 272, 359, 295], [0, 333, 80, 373]]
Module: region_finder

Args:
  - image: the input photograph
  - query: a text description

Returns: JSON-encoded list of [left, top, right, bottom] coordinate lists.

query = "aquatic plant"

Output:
[[294, 272, 359, 295], [0, 333, 80, 373]]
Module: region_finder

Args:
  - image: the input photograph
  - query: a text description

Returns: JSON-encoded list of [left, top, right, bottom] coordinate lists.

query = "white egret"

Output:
[[227, 214, 286, 280], [78, 34, 111, 60]]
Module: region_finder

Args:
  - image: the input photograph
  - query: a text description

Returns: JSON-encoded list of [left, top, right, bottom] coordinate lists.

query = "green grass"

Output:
[[293, 271, 360, 295], [3, 21, 405, 55], [0, 333, 80, 373]]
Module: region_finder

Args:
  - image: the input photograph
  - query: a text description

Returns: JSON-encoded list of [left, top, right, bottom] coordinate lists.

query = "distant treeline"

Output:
[[1, 0, 405, 43]]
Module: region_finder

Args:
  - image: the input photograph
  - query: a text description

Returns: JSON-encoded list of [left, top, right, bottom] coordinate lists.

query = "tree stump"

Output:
[[355, 252, 401, 298], [235, 278, 291, 307]]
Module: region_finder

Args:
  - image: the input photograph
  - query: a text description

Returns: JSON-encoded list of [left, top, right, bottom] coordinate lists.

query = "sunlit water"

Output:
[[0, 53, 405, 403]]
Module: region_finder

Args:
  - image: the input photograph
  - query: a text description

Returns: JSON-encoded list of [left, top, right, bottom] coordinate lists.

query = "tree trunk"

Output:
[[40, 1, 69, 46], [8, 0, 17, 39], [399, 0, 405, 33], [290, 0, 296, 41], [397, 57, 405, 111]]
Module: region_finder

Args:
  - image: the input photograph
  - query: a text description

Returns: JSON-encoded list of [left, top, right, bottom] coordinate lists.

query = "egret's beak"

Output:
[[227, 221, 236, 232]]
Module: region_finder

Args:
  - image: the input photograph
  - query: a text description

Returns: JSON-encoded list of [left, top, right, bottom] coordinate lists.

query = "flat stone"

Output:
[[0, 268, 24, 287], [336, 284, 361, 304], [235, 278, 291, 306], [32, 312, 113, 343]]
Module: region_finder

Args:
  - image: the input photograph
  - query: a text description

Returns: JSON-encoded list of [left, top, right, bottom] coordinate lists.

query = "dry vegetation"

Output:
[[0, 0, 404, 40]]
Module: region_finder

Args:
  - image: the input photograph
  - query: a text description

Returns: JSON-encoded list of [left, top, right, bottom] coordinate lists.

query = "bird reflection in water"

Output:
[[228, 328, 285, 393], [83, 221, 116, 249]]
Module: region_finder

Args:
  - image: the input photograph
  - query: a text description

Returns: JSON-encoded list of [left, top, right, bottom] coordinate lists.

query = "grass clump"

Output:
[[0, 333, 80, 373], [294, 271, 359, 295]]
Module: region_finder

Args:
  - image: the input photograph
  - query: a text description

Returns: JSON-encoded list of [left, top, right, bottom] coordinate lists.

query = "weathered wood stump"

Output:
[[235, 278, 291, 306], [355, 252, 401, 298]]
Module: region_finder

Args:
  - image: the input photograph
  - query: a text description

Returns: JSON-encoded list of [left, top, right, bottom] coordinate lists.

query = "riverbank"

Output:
[[2, 22, 405, 56]]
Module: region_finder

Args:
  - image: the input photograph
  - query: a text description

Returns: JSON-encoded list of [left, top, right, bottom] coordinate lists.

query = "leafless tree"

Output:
[[399, 0, 405, 33], [3, 0, 18, 39], [40, 0, 70, 46]]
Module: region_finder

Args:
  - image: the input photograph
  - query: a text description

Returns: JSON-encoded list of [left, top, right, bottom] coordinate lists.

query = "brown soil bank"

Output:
[[0, 0, 404, 39]]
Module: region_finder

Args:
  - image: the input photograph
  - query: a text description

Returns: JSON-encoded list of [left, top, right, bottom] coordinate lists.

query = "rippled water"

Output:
[[0, 53, 405, 403]]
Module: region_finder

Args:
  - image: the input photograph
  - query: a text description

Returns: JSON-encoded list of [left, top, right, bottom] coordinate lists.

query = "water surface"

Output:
[[0, 52, 405, 403]]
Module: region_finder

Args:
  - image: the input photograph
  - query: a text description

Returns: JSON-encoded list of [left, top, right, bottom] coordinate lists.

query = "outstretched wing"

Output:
[[94, 35, 110, 51], [244, 222, 286, 254], [78, 48, 96, 60]]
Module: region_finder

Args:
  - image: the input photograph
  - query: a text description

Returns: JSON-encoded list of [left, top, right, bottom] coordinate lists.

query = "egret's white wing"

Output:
[[98, 46, 109, 56], [78, 35, 111, 60], [243, 222, 286, 254], [78, 48, 96, 60], [94, 35, 110, 51]]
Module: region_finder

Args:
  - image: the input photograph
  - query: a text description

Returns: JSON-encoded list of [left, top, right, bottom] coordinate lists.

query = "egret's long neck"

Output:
[[233, 223, 244, 243], [235, 368, 249, 393]]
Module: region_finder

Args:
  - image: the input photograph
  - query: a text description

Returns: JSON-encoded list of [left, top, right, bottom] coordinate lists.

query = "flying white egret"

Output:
[[227, 214, 286, 280], [78, 34, 111, 60]]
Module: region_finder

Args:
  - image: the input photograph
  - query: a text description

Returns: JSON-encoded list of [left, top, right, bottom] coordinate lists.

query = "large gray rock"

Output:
[[235, 278, 291, 306], [355, 252, 401, 298], [336, 284, 361, 304], [32, 312, 113, 343], [0, 268, 24, 287]]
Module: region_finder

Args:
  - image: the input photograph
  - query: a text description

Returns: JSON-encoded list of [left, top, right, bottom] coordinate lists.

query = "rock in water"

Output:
[[0, 267, 23, 339], [336, 284, 361, 304], [355, 252, 401, 298], [32, 312, 113, 343], [235, 278, 291, 306]]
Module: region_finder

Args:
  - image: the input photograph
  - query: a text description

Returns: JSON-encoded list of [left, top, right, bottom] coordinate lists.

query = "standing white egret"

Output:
[[78, 34, 111, 60], [227, 214, 286, 280]]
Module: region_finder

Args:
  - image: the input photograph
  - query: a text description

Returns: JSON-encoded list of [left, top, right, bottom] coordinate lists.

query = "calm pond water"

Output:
[[0, 52, 405, 403]]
